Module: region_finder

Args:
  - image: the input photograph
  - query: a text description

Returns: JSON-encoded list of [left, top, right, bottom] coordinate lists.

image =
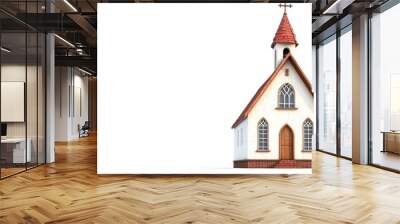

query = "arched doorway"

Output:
[[279, 125, 294, 160]]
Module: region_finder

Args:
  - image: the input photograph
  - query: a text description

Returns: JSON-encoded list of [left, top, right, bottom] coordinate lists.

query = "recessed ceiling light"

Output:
[[1, 47, 11, 53], [63, 0, 78, 12], [323, 0, 355, 14], [78, 67, 93, 76], [54, 34, 75, 48]]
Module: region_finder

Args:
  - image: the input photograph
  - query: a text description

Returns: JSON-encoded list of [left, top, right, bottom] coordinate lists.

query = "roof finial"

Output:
[[278, 3, 292, 13]]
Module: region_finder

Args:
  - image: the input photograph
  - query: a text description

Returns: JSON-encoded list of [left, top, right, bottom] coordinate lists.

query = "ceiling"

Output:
[[0, 0, 394, 74]]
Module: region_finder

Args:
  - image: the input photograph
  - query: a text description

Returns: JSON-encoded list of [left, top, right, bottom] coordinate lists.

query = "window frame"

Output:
[[277, 83, 296, 109], [257, 118, 269, 152], [303, 118, 313, 152]]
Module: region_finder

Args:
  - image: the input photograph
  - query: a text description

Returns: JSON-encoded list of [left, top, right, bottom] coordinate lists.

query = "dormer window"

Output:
[[278, 83, 295, 109]]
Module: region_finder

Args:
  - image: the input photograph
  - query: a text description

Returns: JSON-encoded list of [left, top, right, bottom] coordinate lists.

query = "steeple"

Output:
[[271, 6, 298, 67], [271, 10, 298, 48]]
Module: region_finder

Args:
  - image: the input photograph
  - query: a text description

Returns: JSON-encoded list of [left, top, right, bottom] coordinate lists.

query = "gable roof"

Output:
[[231, 53, 313, 129], [271, 12, 298, 48]]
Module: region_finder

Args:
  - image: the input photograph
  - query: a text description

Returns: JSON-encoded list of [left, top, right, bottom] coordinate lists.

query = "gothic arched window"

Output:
[[278, 83, 295, 108], [303, 119, 313, 151], [257, 118, 269, 151]]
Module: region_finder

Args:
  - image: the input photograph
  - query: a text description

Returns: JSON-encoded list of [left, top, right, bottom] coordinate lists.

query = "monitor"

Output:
[[1, 123, 7, 137]]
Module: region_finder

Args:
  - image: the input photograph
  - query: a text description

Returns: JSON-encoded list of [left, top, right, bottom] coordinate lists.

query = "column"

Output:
[[352, 14, 369, 164]]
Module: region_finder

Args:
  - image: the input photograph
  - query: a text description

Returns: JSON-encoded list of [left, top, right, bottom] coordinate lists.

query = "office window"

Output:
[[278, 83, 295, 108], [303, 119, 313, 151], [258, 118, 269, 151], [317, 36, 337, 154], [371, 4, 400, 171], [340, 28, 352, 158]]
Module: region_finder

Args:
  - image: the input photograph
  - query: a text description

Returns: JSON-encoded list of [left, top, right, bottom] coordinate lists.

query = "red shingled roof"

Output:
[[231, 53, 313, 129], [271, 12, 298, 48]]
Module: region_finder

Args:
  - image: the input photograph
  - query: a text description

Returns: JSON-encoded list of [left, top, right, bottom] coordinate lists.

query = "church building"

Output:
[[232, 9, 314, 168]]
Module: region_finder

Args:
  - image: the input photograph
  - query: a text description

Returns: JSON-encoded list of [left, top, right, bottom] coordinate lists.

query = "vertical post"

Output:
[[336, 28, 341, 157], [25, 1, 28, 170], [36, 0, 39, 167], [0, 22, 2, 179], [315, 45, 320, 150], [352, 14, 369, 164], [367, 11, 373, 164], [46, 0, 55, 163]]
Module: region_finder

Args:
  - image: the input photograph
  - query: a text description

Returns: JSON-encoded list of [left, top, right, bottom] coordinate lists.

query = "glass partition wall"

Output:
[[0, 4, 46, 179], [0, 31, 27, 177]]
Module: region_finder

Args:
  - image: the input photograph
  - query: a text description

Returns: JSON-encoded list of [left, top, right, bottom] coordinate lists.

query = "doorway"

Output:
[[279, 125, 294, 160]]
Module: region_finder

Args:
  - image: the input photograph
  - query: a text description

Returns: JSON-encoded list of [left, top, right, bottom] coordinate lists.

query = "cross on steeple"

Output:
[[278, 3, 292, 13]]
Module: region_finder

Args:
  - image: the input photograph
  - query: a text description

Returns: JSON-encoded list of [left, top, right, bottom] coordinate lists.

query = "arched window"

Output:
[[303, 119, 313, 151], [283, 48, 290, 58], [258, 118, 269, 151], [278, 83, 295, 108]]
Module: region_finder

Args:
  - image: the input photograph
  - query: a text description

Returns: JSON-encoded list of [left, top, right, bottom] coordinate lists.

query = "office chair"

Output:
[[79, 121, 90, 138]]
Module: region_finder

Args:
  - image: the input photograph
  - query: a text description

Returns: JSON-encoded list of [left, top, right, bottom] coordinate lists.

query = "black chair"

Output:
[[79, 121, 90, 138]]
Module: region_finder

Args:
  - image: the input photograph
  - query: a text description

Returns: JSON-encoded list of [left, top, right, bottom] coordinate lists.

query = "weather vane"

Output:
[[278, 3, 293, 13]]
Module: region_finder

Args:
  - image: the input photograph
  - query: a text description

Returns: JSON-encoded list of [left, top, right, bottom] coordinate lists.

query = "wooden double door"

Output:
[[279, 125, 294, 160]]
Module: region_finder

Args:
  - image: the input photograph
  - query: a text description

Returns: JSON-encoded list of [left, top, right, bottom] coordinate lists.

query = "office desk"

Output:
[[382, 131, 400, 154], [1, 138, 32, 163]]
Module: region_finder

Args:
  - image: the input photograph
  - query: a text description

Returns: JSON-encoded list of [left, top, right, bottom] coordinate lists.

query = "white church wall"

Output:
[[246, 61, 314, 160], [233, 119, 248, 160]]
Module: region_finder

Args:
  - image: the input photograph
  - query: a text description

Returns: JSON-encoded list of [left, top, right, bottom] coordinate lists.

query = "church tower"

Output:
[[271, 8, 298, 68]]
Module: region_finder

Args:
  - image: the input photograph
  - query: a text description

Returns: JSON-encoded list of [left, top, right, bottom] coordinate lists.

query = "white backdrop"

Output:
[[98, 3, 311, 174]]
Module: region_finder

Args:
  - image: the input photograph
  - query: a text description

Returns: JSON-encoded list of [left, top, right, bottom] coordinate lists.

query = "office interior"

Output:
[[0, 0, 399, 175], [0, 0, 97, 179]]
